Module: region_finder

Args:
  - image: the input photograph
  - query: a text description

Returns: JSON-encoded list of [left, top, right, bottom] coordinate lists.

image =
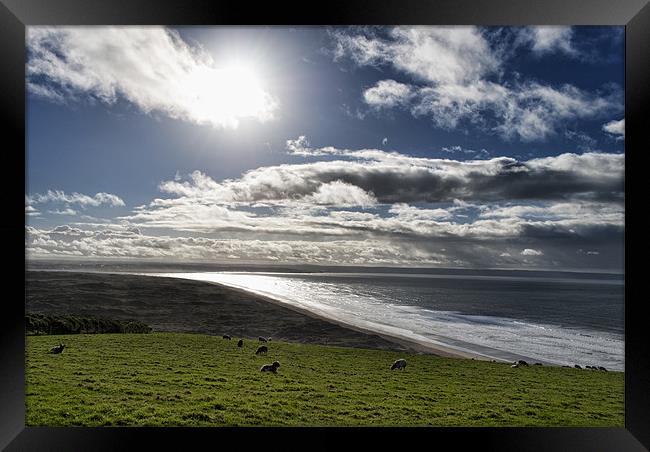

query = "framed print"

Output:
[[1, 0, 648, 450]]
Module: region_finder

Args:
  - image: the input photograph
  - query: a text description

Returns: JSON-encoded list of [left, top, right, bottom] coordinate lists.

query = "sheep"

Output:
[[574, 364, 582, 369], [517, 360, 529, 367], [222, 334, 232, 340], [391, 359, 407, 370], [598, 366, 608, 372], [49, 343, 65, 354], [258, 336, 268, 342], [511, 364, 519, 368], [260, 361, 280, 373], [255, 345, 268, 355], [237, 339, 243, 348]]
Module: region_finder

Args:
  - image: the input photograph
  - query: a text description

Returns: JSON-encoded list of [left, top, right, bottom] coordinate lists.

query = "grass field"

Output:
[[26, 333, 624, 426]]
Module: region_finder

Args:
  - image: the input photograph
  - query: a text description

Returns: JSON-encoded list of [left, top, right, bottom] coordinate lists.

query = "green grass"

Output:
[[26, 333, 624, 426]]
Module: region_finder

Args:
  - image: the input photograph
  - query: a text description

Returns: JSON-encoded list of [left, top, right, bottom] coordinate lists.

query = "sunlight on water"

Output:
[[148, 271, 624, 370]]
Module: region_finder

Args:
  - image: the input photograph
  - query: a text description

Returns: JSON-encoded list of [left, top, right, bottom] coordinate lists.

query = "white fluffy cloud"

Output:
[[303, 181, 377, 207], [28, 190, 125, 208], [603, 119, 625, 138], [521, 248, 543, 256], [149, 143, 624, 211], [109, 143, 623, 264], [332, 27, 622, 141], [27, 27, 278, 129], [48, 208, 78, 216], [525, 27, 575, 56], [364, 80, 413, 108]]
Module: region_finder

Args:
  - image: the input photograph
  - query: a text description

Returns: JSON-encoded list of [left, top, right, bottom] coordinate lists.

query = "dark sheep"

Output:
[[258, 336, 268, 342], [517, 360, 529, 366], [256, 345, 268, 355], [222, 335, 231, 340], [574, 364, 582, 369], [391, 359, 407, 370], [49, 343, 65, 354], [260, 361, 280, 373], [237, 339, 243, 348], [598, 366, 608, 372]]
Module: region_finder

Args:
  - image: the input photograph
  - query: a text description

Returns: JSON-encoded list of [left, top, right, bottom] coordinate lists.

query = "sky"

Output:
[[25, 26, 625, 270]]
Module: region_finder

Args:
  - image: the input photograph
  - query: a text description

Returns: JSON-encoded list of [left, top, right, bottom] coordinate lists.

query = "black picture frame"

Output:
[[2, 0, 648, 450]]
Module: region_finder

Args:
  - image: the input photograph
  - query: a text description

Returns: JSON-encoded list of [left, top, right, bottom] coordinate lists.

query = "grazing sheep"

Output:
[[222, 335, 232, 340], [391, 359, 407, 370], [49, 343, 65, 354], [237, 339, 243, 348], [598, 366, 608, 372], [517, 360, 529, 367], [260, 361, 280, 373], [511, 364, 519, 368], [255, 345, 268, 355], [574, 364, 582, 369], [258, 336, 268, 342]]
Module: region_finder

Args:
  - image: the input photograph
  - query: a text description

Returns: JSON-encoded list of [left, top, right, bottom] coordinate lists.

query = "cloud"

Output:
[[524, 27, 575, 56], [149, 144, 624, 212], [27, 27, 278, 129], [25, 196, 41, 216], [331, 27, 622, 141], [112, 143, 623, 268], [303, 181, 377, 207], [603, 119, 625, 138], [25, 224, 450, 266], [364, 80, 413, 108], [333, 27, 499, 86], [48, 208, 78, 216], [26, 207, 623, 269], [28, 190, 125, 208], [27, 140, 623, 269]]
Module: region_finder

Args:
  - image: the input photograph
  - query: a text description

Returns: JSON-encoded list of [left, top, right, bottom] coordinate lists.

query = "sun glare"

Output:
[[187, 62, 277, 128]]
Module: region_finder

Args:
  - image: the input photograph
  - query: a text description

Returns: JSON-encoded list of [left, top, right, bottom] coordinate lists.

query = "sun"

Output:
[[186, 61, 277, 128]]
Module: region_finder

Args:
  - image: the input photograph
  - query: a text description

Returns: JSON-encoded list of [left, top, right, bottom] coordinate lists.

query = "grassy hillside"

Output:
[[26, 333, 624, 427]]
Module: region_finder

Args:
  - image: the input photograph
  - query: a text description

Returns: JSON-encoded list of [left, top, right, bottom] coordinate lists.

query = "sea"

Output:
[[147, 269, 625, 371]]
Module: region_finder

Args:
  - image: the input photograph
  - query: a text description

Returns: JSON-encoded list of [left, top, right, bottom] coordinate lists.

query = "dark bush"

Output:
[[26, 313, 152, 335]]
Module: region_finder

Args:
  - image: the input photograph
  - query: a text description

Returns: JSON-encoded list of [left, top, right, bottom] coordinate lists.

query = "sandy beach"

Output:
[[26, 270, 476, 358], [172, 276, 479, 359]]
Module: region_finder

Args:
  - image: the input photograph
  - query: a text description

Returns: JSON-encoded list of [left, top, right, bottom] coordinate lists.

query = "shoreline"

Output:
[[180, 277, 481, 360], [28, 268, 606, 367], [141, 272, 517, 362], [28, 268, 483, 360]]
